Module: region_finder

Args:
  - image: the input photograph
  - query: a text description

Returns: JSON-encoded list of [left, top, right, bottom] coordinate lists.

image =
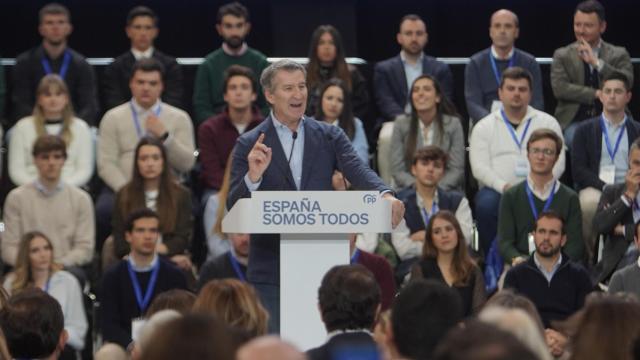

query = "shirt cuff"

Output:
[[244, 173, 262, 192]]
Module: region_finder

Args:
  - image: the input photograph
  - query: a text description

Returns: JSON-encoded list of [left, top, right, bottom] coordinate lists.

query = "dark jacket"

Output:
[[503, 252, 593, 327], [307, 331, 378, 360]]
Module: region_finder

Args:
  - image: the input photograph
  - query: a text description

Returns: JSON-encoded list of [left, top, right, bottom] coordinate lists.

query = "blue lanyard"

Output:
[[525, 181, 556, 220], [489, 51, 516, 86], [43, 278, 50, 293], [421, 201, 439, 226], [130, 101, 162, 138], [228, 252, 246, 282], [350, 249, 361, 264], [501, 109, 532, 150], [600, 115, 627, 162], [41, 50, 72, 79], [127, 260, 160, 313]]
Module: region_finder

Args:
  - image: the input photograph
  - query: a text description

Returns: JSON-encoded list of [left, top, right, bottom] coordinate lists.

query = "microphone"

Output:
[[288, 131, 298, 165]]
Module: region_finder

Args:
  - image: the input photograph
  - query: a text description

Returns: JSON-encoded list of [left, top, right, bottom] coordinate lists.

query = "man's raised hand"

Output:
[[247, 133, 272, 183]]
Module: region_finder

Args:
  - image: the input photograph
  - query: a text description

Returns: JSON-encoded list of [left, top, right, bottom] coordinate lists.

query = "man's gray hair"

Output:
[[260, 59, 306, 93]]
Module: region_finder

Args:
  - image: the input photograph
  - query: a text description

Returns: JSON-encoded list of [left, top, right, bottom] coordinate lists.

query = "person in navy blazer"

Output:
[[374, 14, 454, 124], [227, 59, 404, 333]]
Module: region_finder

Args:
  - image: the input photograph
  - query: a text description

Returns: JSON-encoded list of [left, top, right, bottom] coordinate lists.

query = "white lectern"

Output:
[[223, 191, 392, 350]]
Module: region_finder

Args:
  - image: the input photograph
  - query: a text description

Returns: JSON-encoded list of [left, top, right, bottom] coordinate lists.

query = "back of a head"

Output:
[[237, 336, 307, 360], [0, 288, 64, 359], [318, 264, 381, 332], [486, 289, 545, 333], [433, 320, 538, 360], [392, 279, 463, 360], [145, 289, 196, 317], [140, 313, 235, 360]]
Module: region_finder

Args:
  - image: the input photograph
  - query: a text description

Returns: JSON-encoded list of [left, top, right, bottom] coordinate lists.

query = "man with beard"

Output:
[[504, 210, 593, 328], [374, 14, 453, 124], [498, 128, 583, 266], [193, 2, 269, 124], [196, 233, 250, 290], [12, 3, 98, 126]]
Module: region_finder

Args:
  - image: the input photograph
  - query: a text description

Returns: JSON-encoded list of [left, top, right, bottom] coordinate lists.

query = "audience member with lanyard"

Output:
[[100, 208, 188, 349], [2, 231, 88, 358], [11, 3, 98, 126]]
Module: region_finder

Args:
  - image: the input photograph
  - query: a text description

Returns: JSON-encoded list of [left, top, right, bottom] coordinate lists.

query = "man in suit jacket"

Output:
[[373, 14, 453, 124], [307, 265, 381, 360], [572, 73, 639, 261], [550, 0, 633, 148], [228, 60, 404, 333], [102, 6, 183, 111], [593, 138, 640, 283]]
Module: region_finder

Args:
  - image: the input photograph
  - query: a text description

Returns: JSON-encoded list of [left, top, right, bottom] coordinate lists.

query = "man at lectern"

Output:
[[228, 59, 404, 333]]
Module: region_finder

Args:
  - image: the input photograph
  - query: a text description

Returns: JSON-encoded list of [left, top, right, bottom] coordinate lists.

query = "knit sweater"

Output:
[[97, 101, 195, 191], [498, 180, 583, 262], [2, 183, 95, 266], [608, 262, 640, 297], [193, 47, 269, 124], [9, 116, 93, 187]]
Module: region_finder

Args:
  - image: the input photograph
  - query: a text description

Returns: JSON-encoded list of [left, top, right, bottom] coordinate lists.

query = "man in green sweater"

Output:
[[193, 2, 269, 124], [498, 128, 584, 265]]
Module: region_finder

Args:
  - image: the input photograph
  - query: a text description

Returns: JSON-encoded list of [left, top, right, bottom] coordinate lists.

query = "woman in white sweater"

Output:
[[2, 231, 88, 352], [9, 74, 93, 187]]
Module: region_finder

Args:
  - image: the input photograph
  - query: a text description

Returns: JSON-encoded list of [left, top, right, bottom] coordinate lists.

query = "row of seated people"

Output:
[[2, 204, 640, 359], [0, 0, 632, 141]]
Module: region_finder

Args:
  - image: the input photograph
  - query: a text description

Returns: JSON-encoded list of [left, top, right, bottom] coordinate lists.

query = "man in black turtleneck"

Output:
[[12, 3, 98, 126]]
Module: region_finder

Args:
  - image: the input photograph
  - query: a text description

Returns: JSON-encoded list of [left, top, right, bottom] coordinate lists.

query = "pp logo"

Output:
[[363, 194, 377, 204]]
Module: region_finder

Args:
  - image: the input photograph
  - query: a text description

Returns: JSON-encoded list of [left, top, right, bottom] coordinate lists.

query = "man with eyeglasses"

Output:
[[572, 73, 639, 264], [498, 128, 583, 266]]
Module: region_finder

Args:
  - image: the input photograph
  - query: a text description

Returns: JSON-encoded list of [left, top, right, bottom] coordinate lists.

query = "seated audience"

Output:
[[112, 137, 193, 270], [193, 279, 268, 340], [9, 74, 93, 187], [478, 307, 552, 360], [499, 129, 583, 264], [2, 231, 87, 354], [315, 78, 369, 165], [465, 9, 543, 122], [139, 314, 235, 360], [374, 14, 453, 124], [411, 211, 485, 316], [0, 288, 68, 360], [101, 208, 188, 348], [504, 210, 593, 328], [572, 73, 638, 261], [593, 138, 640, 284], [2, 135, 94, 268], [306, 25, 369, 121], [307, 265, 381, 360], [608, 220, 640, 297], [393, 146, 473, 264], [433, 320, 539, 360], [470, 67, 564, 257], [103, 6, 183, 110], [237, 336, 306, 360], [193, 1, 269, 123], [390, 75, 464, 191], [388, 279, 463, 360], [97, 58, 195, 249], [197, 233, 249, 290], [11, 3, 98, 125], [562, 294, 640, 360], [349, 234, 396, 311]]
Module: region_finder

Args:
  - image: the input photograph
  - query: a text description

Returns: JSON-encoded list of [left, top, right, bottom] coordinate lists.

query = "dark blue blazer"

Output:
[[572, 116, 640, 191], [227, 116, 390, 285], [373, 54, 454, 122]]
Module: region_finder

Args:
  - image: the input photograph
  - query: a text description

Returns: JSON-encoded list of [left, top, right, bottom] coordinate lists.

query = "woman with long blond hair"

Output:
[[2, 231, 88, 352], [411, 210, 485, 316], [8, 74, 93, 187]]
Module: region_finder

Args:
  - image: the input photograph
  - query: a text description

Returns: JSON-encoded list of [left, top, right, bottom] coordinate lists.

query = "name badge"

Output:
[[515, 157, 529, 177], [528, 233, 536, 254], [599, 164, 616, 185], [491, 100, 503, 113], [131, 317, 146, 342]]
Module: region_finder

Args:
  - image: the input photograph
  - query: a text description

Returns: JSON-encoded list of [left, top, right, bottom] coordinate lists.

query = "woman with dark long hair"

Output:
[[390, 75, 464, 191], [306, 25, 369, 119], [112, 137, 193, 269], [411, 211, 485, 316]]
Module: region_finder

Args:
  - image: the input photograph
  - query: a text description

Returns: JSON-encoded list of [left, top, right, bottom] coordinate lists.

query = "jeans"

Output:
[[474, 187, 502, 257]]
